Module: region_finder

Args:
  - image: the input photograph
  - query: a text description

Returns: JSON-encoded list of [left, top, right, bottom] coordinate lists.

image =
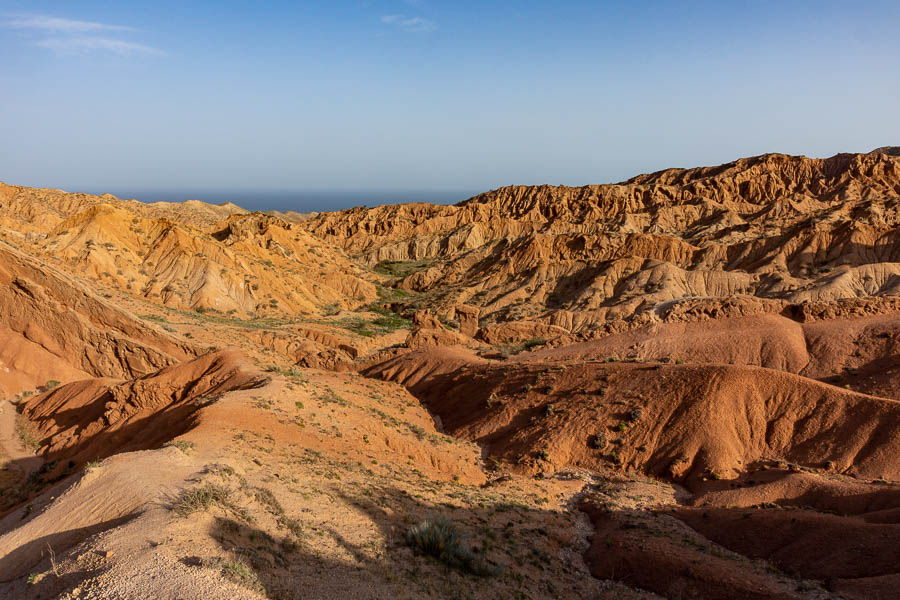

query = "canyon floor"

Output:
[[1, 148, 900, 599]]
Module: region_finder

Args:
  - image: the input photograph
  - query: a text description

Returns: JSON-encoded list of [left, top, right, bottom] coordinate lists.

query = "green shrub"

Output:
[[219, 558, 264, 592], [165, 439, 195, 453], [172, 483, 251, 522], [373, 259, 436, 278], [523, 337, 547, 350], [15, 416, 41, 452], [173, 483, 230, 516], [406, 517, 500, 576]]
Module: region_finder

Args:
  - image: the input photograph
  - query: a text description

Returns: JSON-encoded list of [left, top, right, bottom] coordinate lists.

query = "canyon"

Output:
[[1, 148, 900, 599]]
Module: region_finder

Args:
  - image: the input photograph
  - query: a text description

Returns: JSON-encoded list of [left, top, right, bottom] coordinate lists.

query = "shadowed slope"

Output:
[[20, 349, 268, 469], [364, 352, 900, 481]]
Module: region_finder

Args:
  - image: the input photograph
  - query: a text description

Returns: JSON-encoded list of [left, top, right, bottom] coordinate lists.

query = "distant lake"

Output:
[[85, 189, 480, 213]]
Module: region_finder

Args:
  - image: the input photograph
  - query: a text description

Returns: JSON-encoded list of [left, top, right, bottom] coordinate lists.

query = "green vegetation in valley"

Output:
[[373, 258, 436, 278]]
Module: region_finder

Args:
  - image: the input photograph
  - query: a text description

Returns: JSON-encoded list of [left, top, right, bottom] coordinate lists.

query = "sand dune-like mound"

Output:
[[0, 350, 266, 585], [0, 447, 201, 585], [20, 349, 268, 470], [1, 354, 592, 600], [524, 307, 900, 399]]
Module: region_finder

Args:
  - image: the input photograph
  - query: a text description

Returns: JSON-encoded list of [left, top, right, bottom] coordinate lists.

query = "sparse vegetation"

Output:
[[191, 556, 266, 593], [405, 516, 500, 576], [373, 258, 436, 278], [590, 433, 608, 449], [165, 439, 196, 453], [41, 380, 61, 391], [7, 147, 900, 600], [523, 336, 547, 349], [172, 483, 252, 523], [338, 308, 412, 336], [367, 303, 412, 331], [221, 559, 262, 590], [15, 415, 41, 453]]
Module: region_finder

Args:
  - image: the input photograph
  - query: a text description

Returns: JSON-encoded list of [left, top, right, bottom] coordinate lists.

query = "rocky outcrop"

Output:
[[455, 304, 480, 337], [249, 328, 358, 370], [405, 310, 469, 349], [304, 151, 900, 331]]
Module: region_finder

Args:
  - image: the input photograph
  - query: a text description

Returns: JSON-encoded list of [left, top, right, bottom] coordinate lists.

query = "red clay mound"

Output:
[[527, 309, 900, 400], [364, 355, 900, 481], [526, 313, 810, 372], [671, 505, 900, 599], [362, 346, 489, 388], [19, 348, 267, 470], [686, 463, 900, 514], [475, 320, 570, 345], [580, 498, 811, 600], [0, 243, 196, 397]]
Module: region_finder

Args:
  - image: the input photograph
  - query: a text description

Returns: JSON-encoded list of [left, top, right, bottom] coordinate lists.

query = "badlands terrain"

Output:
[[1, 148, 900, 599]]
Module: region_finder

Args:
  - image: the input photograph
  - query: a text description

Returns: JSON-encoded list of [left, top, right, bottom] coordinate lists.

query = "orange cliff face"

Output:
[[304, 149, 900, 330], [0, 242, 196, 398], [0, 183, 379, 317]]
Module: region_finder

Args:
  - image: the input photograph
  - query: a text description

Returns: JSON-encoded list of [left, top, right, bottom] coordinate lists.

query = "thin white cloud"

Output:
[[4, 15, 134, 33], [381, 14, 436, 33], [34, 37, 164, 57], [2, 14, 163, 57]]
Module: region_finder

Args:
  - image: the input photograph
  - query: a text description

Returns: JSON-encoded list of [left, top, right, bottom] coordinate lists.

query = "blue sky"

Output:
[[1, 0, 899, 198]]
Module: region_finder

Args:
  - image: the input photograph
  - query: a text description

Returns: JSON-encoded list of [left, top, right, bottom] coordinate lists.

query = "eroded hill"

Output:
[[307, 149, 900, 332], [0, 183, 378, 316], [2, 150, 900, 600]]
